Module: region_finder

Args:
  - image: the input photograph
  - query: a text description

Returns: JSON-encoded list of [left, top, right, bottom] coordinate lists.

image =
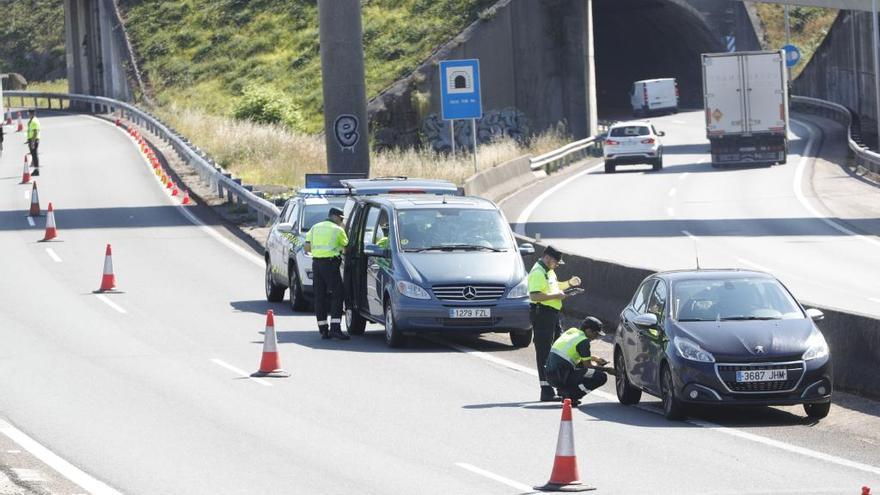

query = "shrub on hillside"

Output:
[[233, 85, 303, 131]]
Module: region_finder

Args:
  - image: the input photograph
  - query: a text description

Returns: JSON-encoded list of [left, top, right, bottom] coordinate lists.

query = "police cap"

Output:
[[328, 207, 345, 219], [580, 316, 605, 336]]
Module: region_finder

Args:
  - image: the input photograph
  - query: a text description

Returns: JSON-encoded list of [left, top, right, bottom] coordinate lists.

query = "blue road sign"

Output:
[[783, 44, 801, 67], [439, 59, 482, 121]]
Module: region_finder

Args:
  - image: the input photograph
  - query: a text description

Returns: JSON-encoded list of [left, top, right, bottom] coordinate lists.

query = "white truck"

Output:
[[702, 50, 789, 167]]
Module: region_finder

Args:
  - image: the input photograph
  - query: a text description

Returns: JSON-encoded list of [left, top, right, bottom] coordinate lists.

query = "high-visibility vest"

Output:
[[528, 261, 562, 310], [550, 328, 590, 366], [307, 220, 348, 258], [27, 117, 40, 141]]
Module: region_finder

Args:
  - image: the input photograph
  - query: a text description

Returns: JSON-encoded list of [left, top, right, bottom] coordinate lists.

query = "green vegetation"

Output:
[[754, 5, 838, 78], [0, 0, 66, 83]]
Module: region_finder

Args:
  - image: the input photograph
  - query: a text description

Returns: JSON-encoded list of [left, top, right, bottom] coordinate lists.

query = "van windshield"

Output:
[[396, 208, 513, 252]]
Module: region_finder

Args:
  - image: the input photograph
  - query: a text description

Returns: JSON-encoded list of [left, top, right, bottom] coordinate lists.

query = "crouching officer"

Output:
[[545, 316, 609, 407], [305, 207, 349, 340], [528, 245, 581, 402]]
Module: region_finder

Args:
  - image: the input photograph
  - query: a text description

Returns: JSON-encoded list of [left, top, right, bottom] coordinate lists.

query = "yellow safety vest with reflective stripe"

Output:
[[528, 261, 562, 310], [550, 328, 590, 366], [306, 220, 348, 258], [27, 116, 40, 141]]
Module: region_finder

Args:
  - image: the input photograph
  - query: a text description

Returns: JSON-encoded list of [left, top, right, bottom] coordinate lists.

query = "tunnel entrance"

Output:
[[594, 0, 722, 118]]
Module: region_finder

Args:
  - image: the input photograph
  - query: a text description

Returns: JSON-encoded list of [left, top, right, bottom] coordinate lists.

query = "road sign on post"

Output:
[[782, 44, 801, 67], [440, 59, 482, 172]]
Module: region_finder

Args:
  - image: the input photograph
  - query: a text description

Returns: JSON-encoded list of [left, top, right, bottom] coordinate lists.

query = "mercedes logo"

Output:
[[462, 286, 477, 300], [754, 345, 765, 354]]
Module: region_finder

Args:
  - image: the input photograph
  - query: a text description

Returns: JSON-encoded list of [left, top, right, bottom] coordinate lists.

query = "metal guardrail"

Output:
[[528, 124, 609, 173], [3, 91, 281, 225], [791, 95, 880, 175]]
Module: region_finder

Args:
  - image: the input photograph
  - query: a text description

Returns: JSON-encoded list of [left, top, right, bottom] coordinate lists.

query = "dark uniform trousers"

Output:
[[530, 304, 562, 388], [312, 256, 344, 332], [29, 139, 39, 169], [545, 355, 609, 401]]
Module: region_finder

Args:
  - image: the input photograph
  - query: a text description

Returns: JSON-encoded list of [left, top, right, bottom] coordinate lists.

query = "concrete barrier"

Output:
[[463, 155, 534, 203], [516, 236, 880, 400]]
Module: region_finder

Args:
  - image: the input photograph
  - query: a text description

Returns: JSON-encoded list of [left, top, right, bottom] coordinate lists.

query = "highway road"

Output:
[[0, 114, 879, 494], [505, 111, 880, 319]]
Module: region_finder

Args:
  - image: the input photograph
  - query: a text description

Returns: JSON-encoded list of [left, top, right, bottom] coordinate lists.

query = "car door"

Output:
[[267, 201, 292, 281], [282, 201, 301, 278], [638, 279, 669, 394], [358, 206, 383, 318], [622, 279, 656, 388]]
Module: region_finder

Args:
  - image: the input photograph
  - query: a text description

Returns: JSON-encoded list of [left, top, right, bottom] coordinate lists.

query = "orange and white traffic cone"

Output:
[[16, 112, 23, 132], [863, 487, 872, 495], [171, 183, 180, 197], [5, 111, 11, 125], [252, 310, 289, 378], [115, 117, 121, 127], [97, 244, 116, 292], [41, 203, 58, 241], [534, 399, 594, 492], [182, 189, 192, 205], [28, 182, 41, 217], [20, 155, 30, 184], [165, 177, 173, 190]]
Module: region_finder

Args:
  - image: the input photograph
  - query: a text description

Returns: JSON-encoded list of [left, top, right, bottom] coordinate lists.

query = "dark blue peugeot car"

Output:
[[613, 269, 832, 420]]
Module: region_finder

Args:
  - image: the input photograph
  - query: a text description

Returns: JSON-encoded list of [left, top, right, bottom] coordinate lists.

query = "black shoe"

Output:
[[329, 329, 350, 340], [320, 332, 331, 340], [540, 387, 561, 402], [31, 169, 40, 176], [567, 398, 581, 407]]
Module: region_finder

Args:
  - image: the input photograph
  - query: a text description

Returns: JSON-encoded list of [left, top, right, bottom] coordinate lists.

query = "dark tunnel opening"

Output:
[[594, 0, 723, 118]]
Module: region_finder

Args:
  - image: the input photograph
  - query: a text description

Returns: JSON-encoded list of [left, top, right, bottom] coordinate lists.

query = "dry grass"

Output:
[[157, 104, 569, 191], [755, 5, 838, 79]]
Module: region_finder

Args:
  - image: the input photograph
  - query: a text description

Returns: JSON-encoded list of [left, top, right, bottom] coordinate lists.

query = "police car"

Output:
[[265, 174, 364, 310]]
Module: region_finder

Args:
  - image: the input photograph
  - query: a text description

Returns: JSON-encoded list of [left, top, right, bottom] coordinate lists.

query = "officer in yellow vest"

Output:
[[305, 207, 350, 340], [545, 316, 609, 407], [528, 245, 581, 402], [27, 109, 41, 175]]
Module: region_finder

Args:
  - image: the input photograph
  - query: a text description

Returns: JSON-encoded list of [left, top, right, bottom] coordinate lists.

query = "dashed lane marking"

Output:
[[210, 358, 271, 387], [0, 417, 122, 495], [26, 217, 35, 227], [668, 187, 677, 197], [45, 248, 62, 263], [95, 294, 126, 314], [666, 207, 675, 217], [455, 463, 533, 492]]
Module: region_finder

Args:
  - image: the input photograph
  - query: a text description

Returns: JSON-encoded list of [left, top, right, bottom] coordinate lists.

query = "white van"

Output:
[[630, 78, 678, 116]]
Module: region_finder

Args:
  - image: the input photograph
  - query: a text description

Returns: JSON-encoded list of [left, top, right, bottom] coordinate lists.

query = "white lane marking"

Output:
[[45, 248, 62, 263], [24, 190, 30, 200], [95, 294, 126, 314], [443, 340, 880, 477], [455, 463, 533, 492], [12, 468, 46, 482], [681, 229, 697, 240], [26, 217, 35, 227], [666, 207, 675, 217], [791, 118, 880, 249], [735, 257, 774, 273], [6, 450, 21, 454], [514, 162, 604, 236], [868, 297, 880, 304], [672, 120, 687, 125], [679, 172, 691, 181], [210, 358, 271, 387], [89, 115, 263, 267], [0, 417, 123, 495], [668, 187, 677, 198]]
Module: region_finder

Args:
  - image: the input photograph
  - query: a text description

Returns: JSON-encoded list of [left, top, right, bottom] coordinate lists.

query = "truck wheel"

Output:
[[604, 161, 615, 173], [384, 302, 405, 348], [345, 305, 367, 336], [509, 329, 533, 348], [288, 266, 309, 312], [265, 261, 286, 303]]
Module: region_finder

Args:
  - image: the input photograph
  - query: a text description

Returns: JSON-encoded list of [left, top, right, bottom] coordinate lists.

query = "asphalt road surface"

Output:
[[0, 114, 878, 494], [505, 111, 880, 319]]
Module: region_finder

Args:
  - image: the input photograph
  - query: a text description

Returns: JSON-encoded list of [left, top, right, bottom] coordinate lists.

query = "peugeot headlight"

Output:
[[674, 337, 715, 363], [507, 279, 529, 299], [397, 281, 430, 300], [802, 331, 829, 361]]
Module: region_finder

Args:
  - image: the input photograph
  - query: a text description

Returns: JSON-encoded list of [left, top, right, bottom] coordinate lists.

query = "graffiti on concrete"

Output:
[[423, 108, 530, 152]]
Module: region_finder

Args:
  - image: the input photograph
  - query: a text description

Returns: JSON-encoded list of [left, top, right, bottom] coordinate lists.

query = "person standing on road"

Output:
[[528, 245, 581, 402], [545, 316, 609, 407], [27, 109, 40, 175], [0, 121, 5, 154], [305, 207, 350, 340]]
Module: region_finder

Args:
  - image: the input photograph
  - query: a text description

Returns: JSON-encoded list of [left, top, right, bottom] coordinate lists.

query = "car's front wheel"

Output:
[[615, 348, 642, 405], [265, 261, 285, 302], [660, 365, 686, 420], [384, 302, 405, 348], [345, 305, 367, 336], [804, 401, 831, 420], [288, 266, 309, 312], [510, 329, 533, 348]]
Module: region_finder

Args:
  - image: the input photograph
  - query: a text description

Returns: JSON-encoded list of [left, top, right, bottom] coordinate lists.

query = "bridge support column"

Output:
[[64, 0, 131, 101]]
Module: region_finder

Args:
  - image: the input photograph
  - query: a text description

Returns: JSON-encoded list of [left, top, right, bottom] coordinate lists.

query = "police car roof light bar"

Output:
[[304, 173, 367, 189]]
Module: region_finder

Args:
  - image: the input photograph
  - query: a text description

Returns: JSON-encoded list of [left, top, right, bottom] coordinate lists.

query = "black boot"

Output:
[[31, 168, 40, 176], [319, 325, 330, 340], [540, 386, 561, 402], [329, 325, 350, 340]]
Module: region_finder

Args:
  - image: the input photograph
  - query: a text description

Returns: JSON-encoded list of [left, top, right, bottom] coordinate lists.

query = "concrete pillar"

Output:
[[585, 0, 598, 136], [63, 0, 130, 100], [318, 0, 371, 175]]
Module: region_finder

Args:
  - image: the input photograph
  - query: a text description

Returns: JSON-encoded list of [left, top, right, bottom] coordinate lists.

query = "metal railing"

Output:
[[791, 95, 880, 175], [3, 91, 281, 225], [529, 134, 603, 173]]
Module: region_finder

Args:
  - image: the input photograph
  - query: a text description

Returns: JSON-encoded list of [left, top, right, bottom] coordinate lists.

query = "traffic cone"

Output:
[[863, 487, 872, 495], [534, 399, 595, 492], [16, 112, 23, 132], [252, 310, 290, 378], [97, 244, 116, 292], [28, 182, 41, 217], [171, 183, 180, 197], [4, 111, 11, 125], [115, 117, 121, 127], [20, 155, 30, 184], [181, 189, 192, 205], [165, 176, 173, 189], [41, 203, 58, 241]]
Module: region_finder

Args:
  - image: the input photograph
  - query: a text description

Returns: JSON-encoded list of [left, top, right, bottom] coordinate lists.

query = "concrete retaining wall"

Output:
[[463, 156, 534, 203], [516, 237, 880, 400]]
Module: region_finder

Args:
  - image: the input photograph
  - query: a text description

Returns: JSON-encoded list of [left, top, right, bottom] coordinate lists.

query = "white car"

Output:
[[603, 122, 665, 173], [631, 78, 679, 116]]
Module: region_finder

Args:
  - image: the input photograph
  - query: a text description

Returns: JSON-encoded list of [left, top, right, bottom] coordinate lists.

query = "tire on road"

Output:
[[510, 329, 533, 348], [265, 261, 285, 303], [288, 265, 309, 312], [661, 364, 687, 420], [604, 161, 615, 173], [384, 301, 405, 348], [615, 348, 642, 405], [345, 305, 367, 336], [804, 401, 831, 420], [652, 156, 663, 171]]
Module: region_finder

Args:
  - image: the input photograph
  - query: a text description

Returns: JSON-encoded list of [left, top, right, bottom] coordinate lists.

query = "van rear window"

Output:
[[610, 126, 650, 137]]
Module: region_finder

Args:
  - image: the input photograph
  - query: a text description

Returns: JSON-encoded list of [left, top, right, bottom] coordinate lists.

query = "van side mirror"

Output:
[[633, 313, 658, 328], [518, 243, 536, 255], [364, 243, 390, 258], [276, 223, 293, 233], [805, 308, 824, 321]]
